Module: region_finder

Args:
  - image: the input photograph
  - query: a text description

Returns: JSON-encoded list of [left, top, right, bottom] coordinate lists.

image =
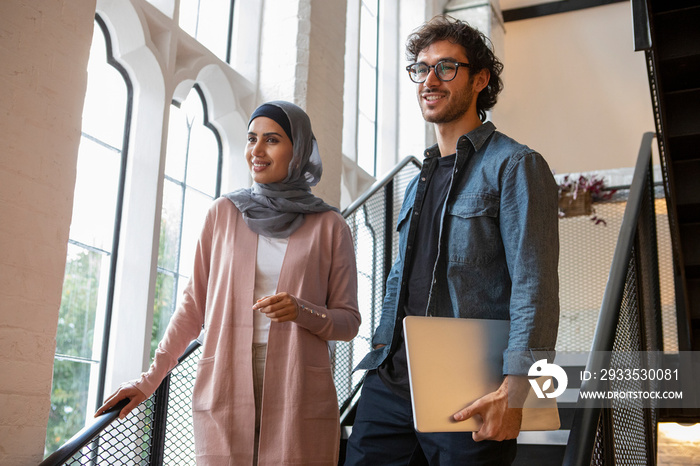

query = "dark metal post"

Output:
[[149, 375, 172, 465], [383, 180, 394, 297]]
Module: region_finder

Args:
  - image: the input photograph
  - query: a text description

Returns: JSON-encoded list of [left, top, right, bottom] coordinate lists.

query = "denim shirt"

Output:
[[355, 122, 560, 375]]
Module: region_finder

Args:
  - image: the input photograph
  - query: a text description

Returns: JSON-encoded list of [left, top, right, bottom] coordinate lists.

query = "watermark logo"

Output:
[[528, 359, 568, 399]]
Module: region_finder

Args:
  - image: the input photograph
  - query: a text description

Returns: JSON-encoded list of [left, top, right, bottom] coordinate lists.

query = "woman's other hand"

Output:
[[253, 292, 299, 323], [94, 383, 147, 420]]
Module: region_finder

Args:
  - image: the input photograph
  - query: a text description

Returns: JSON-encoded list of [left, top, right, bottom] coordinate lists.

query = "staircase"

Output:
[[646, 0, 700, 352]]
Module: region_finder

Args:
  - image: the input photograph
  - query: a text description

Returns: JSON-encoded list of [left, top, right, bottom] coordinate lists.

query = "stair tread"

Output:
[[517, 429, 570, 445]]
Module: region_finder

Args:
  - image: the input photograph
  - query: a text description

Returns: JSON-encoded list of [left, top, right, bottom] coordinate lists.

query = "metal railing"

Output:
[[563, 132, 663, 465], [334, 156, 422, 404], [40, 340, 202, 465], [41, 156, 422, 465]]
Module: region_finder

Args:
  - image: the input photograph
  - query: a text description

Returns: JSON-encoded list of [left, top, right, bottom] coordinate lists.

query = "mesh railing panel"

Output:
[[607, 252, 654, 465], [556, 185, 674, 354], [334, 162, 421, 404], [64, 396, 157, 465], [162, 345, 201, 464], [591, 411, 608, 465], [585, 163, 661, 466]]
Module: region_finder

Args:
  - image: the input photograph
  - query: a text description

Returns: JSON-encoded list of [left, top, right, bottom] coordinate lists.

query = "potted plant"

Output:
[[557, 174, 616, 225]]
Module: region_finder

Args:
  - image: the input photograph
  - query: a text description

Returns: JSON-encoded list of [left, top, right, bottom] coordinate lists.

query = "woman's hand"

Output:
[[94, 383, 147, 420], [253, 292, 299, 323]]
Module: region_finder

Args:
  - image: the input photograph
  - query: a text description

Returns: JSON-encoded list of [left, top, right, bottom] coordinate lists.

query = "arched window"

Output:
[[152, 86, 222, 356], [46, 17, 131, 453]]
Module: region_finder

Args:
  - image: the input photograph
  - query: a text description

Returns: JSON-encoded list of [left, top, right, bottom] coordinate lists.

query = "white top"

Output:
[[253, 235, 289, 344]]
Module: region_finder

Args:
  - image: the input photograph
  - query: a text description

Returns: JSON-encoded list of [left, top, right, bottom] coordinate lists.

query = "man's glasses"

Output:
[[405, 60, 471, 83]]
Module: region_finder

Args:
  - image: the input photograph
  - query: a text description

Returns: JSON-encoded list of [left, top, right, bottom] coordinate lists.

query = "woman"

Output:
[[96, 101, 360, 465]]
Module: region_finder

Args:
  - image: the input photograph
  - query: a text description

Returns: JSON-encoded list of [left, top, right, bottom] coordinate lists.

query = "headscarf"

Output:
[[224, 101, 339, 238]]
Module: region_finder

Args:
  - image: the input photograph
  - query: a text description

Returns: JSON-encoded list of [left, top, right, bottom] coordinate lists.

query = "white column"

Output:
[[445, 0, 505, 64], [258, 0, 347, 208]]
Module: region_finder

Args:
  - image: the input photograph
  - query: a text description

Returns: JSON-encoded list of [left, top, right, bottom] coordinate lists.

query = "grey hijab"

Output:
[[224, 101, 338, 238]]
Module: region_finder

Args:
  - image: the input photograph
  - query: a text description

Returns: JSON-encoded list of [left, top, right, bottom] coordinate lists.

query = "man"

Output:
[[344, 15, 559, 465]]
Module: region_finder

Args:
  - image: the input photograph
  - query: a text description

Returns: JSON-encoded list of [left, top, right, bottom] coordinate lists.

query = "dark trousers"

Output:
[[344, 371, 517, 466]]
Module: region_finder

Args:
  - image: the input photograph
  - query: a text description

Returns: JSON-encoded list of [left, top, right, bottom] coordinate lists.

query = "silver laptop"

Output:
[[403, 316, 561, 433]]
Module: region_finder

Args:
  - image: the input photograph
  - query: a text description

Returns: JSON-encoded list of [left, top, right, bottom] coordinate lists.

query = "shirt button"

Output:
[[421, 177, 426, 181]]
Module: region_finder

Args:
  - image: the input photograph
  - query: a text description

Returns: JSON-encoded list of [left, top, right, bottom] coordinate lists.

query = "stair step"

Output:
[[677, 204, 700, 224], [668, 134, 700, 162], [672, 160, 700, 205], [680, 223, 700, 266], [664, 89, 700, 138], [518, 429, 570, 446], [653, 7, 700, 61], [659, 54, 700, 93]]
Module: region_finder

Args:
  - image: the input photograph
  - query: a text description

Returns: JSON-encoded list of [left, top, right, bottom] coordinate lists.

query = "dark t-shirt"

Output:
[[377, 154, 456, 399]]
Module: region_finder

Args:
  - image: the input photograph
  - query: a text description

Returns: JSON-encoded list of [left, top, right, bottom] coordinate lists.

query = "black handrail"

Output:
[[39, 399, 129, 466], [39, 339, 202, 466], [631, 0, 652, 51], [342, 156, 421, 217], [562, 132, 657, 466]]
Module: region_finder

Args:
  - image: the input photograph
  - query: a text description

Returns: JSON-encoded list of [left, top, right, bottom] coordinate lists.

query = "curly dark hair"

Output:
[[406, 15, 504, 121]]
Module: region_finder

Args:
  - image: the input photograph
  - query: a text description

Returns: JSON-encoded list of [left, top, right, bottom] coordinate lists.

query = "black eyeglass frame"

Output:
[[405, 60, 471, 83]]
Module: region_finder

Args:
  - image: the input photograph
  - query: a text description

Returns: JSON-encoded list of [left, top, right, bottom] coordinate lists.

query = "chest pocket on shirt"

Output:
[[445, 194, 500, 265]]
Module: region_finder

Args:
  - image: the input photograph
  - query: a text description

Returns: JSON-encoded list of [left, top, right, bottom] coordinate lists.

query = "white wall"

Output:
[[493, 3, 655, 174], [0, 1, 96, 464]]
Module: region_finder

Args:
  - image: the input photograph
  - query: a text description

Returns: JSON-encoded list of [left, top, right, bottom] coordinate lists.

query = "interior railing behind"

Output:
[[563, 132, 663, 465], [41, 157, 422, 465]]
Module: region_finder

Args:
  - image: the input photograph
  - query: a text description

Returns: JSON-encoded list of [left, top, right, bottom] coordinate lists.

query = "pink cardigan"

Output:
[[133, 198, 360, 465]]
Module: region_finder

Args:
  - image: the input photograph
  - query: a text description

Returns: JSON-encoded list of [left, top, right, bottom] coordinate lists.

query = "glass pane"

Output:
[[179, 189, 213, 276], [186, 123, 219, 197], [358, 59, 377, 118], [165, 103, 188, 180], [56, 244, 107, 358], [152, 271, 176, 357], [178, 0, 199, 39], [159, 179, 184, 272], [69, 138, 121, 251], [81, 24, 128, 150], [45, 359, 93, 453], [175, 273, 189, 312], [194, 0, 230, 61], [361, 0, 378, 17], [357, 114, 376, 175], [359, 3, 378, 64], [181, 89, 218, 196], [179, 0, 231, 62]]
